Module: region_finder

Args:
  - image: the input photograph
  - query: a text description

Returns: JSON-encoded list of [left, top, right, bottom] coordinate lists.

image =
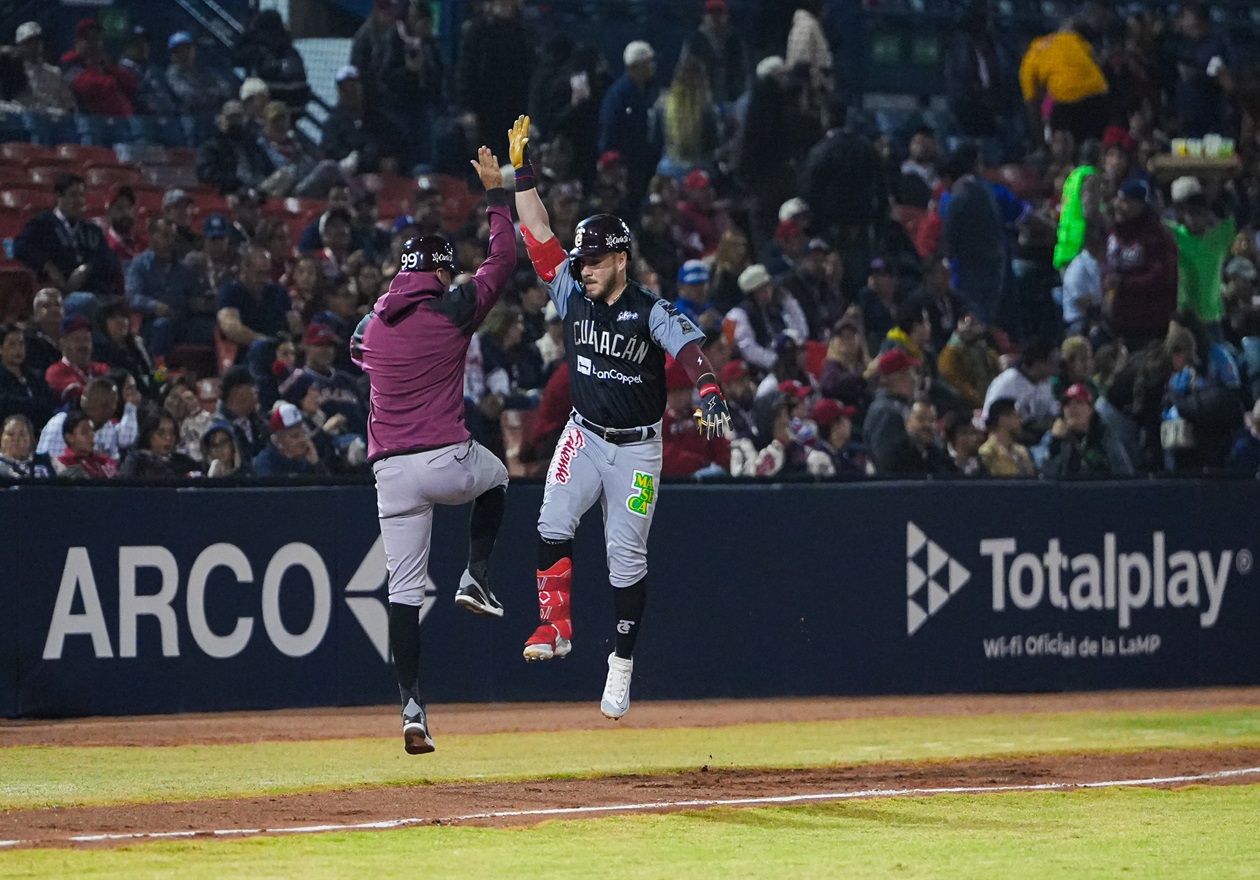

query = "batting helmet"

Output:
[[568, 214, 633, 281], [400, 235, 457, 274]]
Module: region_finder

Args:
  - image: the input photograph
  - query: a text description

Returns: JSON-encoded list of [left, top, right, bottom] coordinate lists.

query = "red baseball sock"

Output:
[[536, 558, 573, 641]]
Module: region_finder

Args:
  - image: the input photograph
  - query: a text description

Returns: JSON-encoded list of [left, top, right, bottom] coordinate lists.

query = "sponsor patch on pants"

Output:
[[626, 470, 655, 517]]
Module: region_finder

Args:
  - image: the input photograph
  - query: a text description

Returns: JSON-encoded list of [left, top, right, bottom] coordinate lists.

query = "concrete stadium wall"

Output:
[[2, 479, 1258, 717]]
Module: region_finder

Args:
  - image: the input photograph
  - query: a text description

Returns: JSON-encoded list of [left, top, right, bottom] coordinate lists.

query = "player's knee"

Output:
[[608, 553, 647, 588], [388, 581, 427, 607]]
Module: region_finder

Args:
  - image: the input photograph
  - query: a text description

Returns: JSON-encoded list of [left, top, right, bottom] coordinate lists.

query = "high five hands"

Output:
[[508, 115, 530, 169], [469, 145, 503, 191]]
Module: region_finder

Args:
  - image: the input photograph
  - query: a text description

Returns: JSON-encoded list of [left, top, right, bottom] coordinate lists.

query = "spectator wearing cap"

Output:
[[983, 337, 1060, 444], [300, 322, 369, 437], [231, 9, 311, 116], [819, 314, 872, 409], [161, 189, 200, 260], [781, 237, 845, 341], [1104, 178, 1178, 349], [197, 100, 277, 195], [277, 367, 346, 465], [14, 172, 123, 307], [810, 397, 867, 476], [675, 260, 716, 328], [979, 397, 1037, 477], [724, 263, 808, 372], [799, 99, 887, 266], [320, 63, 401, 177], [126, 217, 211, 359], [240, 77, 271, 133], [786, 0, 833, 96], [718, 359, 757, 441], [253, 401, 328, 476], [59, 18, 138, 119], [1224, 255, 1258, 342], [1018, 6, 1110, 150], [118, 25, 176, 120], [681, 0, 749, 108], [1171, 3, 1235, 139], [938, 316, 1000, 410], [673, 171, 730, 263], [227, 186, 266, 246], [537, 300, 566, 373], [765, 218, 807, 279], [910, 255, 975, 352], [881, 396, 958, 477], [1061, 217, 1107, 337], [662, 358, 730, 477], [188, 212, 242, 297], [942, 409, 987, 476], [863, 348, 920, 473], [880, 303, 935, 385], [215, 365, 268, 460], [10, 21, 75, 119], [99, 186, 145, 271], [37, 375, 136, 463], [650, 54, 720, 182], [1168, 176, 1235, 337], [599, 40, 658, 209], [165, 30, 230, 119], [0, 323, 57, 432], [857, 258, 901, 354], [1034, 382, 1132, 476]]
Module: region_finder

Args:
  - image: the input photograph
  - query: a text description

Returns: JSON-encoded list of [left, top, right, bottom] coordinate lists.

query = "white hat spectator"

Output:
[[15, 22, 42, 44], [755, 55, 785, 79], [335, 64, 361, 84], [778, 197, 809, 224], [623, 41, 654, 67], [1170, 176, 1203, 204], [240, 77, 269, 102], [737, 264, 772, 293]]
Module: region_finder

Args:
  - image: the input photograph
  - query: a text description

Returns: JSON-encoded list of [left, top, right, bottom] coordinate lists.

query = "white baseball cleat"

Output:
[[600, 652, 633, 719], [523, 624, 571, 661]]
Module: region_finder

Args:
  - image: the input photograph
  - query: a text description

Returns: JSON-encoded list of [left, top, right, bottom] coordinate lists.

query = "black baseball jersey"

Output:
[[546, 257, 705, 429]]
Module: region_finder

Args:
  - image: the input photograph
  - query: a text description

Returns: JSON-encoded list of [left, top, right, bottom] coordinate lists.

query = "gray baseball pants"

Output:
[[373, 439, 509, 606], [538, 418, 663, 587]]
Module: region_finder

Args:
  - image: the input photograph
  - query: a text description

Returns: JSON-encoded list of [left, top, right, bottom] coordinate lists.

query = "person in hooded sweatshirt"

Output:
[[350, 146, 515, 756], [1103, 179, 1178, 350]]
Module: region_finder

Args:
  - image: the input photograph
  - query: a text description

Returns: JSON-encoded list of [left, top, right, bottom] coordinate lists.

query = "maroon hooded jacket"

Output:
[[352, 189, 516, 461], [1104, 208, 1178, 347]]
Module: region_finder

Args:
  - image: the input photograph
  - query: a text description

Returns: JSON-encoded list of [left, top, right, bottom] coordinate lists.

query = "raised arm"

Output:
[[468, 145, 517, 323], [509, 114, 562, 257]]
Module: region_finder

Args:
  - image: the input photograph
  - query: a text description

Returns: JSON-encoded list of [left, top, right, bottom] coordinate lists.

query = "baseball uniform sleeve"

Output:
[[467, 192, 518, 327], [648, 299, 706, 357]]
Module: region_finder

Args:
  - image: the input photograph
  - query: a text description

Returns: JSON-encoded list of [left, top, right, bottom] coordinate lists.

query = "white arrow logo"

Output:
[[344, 535, 436, 662], [906, 522, 970, 636]]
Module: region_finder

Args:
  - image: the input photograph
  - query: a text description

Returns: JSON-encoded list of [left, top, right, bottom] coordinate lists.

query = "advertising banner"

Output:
[[3, 480, 1258, 717]]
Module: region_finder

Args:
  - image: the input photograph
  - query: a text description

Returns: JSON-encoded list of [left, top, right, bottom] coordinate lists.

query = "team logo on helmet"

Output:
[[400, 236, 457, 273]]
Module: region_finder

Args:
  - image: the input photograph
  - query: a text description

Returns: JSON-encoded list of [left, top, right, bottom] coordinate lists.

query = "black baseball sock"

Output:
[[538, 535, 573, 570], [612, 577, 647, 660], [388, 602, 422, 702], [468, 485, 506, 581]]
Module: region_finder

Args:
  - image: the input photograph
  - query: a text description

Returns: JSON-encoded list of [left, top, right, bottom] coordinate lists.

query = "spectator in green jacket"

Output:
[[1053, 139, 1103, 271], [1167, 175, 1235, 340]]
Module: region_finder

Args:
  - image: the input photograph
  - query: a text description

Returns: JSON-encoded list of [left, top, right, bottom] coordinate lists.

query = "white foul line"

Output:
[[1, 766, 1258, 849]]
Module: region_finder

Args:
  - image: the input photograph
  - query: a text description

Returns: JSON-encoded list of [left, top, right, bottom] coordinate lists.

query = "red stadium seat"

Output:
[[0, 264, 36, 322], [166, 147, 196, 167], [804, 340, 828, 380], [27, 166, 67, 187], [0, 166, 31, 189], [56, 144, 118, 167], [0, 143, 54, 166], [145, 164, 200, 190], [85, 166, 147, 188], [1, 188, 55, 212]]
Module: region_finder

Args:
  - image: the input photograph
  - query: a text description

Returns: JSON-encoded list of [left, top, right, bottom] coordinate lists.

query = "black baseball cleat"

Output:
[[402, 697, 435, 755], [455, 568, 504, 617]]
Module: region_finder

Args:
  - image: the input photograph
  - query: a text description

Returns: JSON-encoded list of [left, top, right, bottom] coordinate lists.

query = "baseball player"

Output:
[[508, 115, 732, 719], [351, 146, 515, 755]]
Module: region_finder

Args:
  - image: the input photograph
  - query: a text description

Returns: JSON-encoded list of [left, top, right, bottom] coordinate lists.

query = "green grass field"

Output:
[[2, 703, 1259, 878]]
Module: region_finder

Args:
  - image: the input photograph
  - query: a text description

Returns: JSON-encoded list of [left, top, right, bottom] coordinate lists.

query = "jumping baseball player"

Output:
[[508, 115, 732, 719], [352, 146, 515, 755]]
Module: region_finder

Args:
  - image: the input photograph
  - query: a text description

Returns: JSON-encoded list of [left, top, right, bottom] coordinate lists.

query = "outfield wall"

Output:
[[2, 480, 1258, 718]]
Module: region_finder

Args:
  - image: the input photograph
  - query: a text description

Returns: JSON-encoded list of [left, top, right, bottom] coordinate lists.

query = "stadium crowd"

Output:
[[4, 0, 1260, 482]]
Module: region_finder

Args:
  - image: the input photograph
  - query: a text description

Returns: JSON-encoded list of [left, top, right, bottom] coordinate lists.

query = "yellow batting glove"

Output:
[[508, 114, 531, 169]]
